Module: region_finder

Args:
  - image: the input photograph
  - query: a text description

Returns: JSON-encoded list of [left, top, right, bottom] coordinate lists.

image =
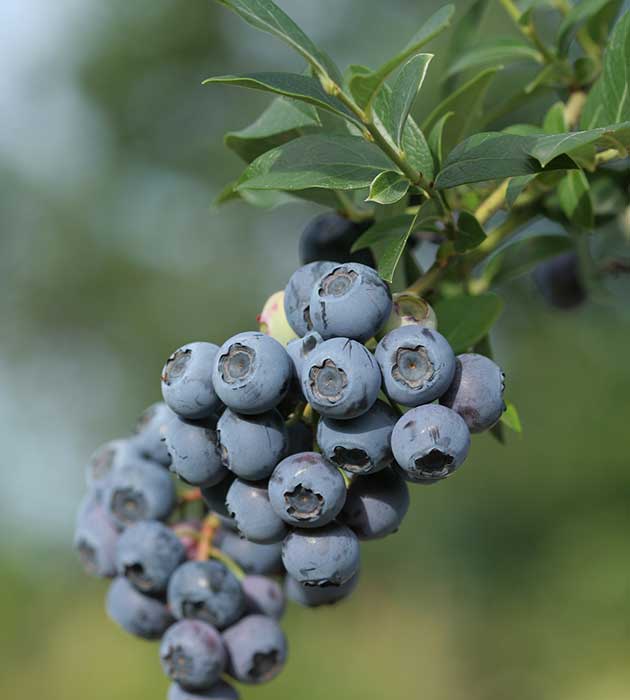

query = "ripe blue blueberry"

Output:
[[85, 438, 143, 494], [242, 575, 286, 619], [268, 452, 346, 528], [223, 614, 287, 684], [215, 531, 283, 576], [225, 479, 288, 544], [160, 619, 226, 691], [74, 492, 119, 578], [134, 402, 174, 466], [285, 571, 359, 608], [161, 342, 223, 420], [284, 261, 336, 337], [317, 399, 397, 475], [376, 325, 456, 406], [309, 263, 392, 342], [299, 211, 375, 267], [163, 414, 227, 488], [212, 332, 292, 414], [105, 459, 176, 529], [301, 337, 381, 419], [217, 409, 287, 481], [201, 475, 235, 522], [391, 404, 471, 483], [286, 330, 323, 379], [106, 576, 173, 640], [339, 468, 409, 540], [440, 353, 506, 433], [533, 251, 586, 309], [286, 421, 314, 455], [167, 680, 239, 700], [115, 520, 186, 594], [282, 522, 360, 587], [168, 560, 245, 630]]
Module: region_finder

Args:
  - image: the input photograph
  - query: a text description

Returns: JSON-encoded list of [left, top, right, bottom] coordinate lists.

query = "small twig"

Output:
[[475, 180, 510, 225], [564, 91, 587, 129], [196, 514, 222, 562]]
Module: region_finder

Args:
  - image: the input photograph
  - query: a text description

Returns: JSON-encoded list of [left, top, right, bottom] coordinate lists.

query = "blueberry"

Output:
[[317, 399, 397, 475], [167, 681, 239, 700], [168, 560, 246, 629], [338, 468, 409, 540], [286, 421, 314, 455], [299, 211, 375, 267], [74, 492, 119, 578], [212, 332, 293, 414], [104, 459, 176, 529], [440, 353, 506, 433], [269, 452, 346, 528], [216, 531, 283, 576], [242, 575, 286, 619], [161, 342, 223, 420], [134, 402, 174, 466], [106, 576, 173, 640], [301, 337, 381, 419], [160, 619, 226, 691], [217, 409, 287, 481], [163, 414, 228, 488], [285, 571, 359, 608], [309, 263, 392, 342], [201, 475, 235, 521], [533, 251, 586, 309], [286, 331, 323, 378], [223, 614, 287, 685], [115, 521, 186, 594], [391, 404, 471, 483], [378, 292, 437, 338], [258, 290, 298, 346], [225, 479, 288, 544], [284, 261, 336, 337], [85, 438, 143, 494], [376, 325, 456, 406], [282, 523, 360, 587]]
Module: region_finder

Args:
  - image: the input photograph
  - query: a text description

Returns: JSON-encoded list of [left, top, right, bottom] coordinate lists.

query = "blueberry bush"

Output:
[[74, 1, 630, 697]]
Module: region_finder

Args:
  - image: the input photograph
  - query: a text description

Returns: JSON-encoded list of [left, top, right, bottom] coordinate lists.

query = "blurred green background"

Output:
[[1, 1, 630, 699]]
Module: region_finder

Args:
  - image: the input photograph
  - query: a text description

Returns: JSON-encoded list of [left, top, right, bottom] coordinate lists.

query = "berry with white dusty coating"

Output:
[[282, 522, 360, 587], [167, 681, 239, 700], [285, 571, 359, 608], [161, 342, 223, 420], [74, 492, 119, 578], [286, 331, 323, 379], [269, 452, 346, 528], [301, 337, 381, 420], [225, 479, 288, 544], [106, 576, 173, 640], [134, 402, 173, 466], [85, 437, 144, 494], [284, 261, 336, 337], [309, 262, 392, 343], [391, 404, 471, 483], [440, 353, 506, 433], [217, 409, 287, 482], [242, 575, 286, 619], [223, 614, 288, 685], [317, 399, 397, 475], [212, 332, 293, 414], [376, 325, 456, 406], [216, 531, 283, 576]]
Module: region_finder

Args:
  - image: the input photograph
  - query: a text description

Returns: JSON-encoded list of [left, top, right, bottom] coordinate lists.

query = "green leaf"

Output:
[[558, 170, 594, 229], [224, 97, 321, 162], [366, 171, 410, 205], [422, 66, 501, 156], [237, 134, 392, 191], [557, 0, 619, 54], [214, 0, 342, 83], [483, 234, 574, 286], [348, 5, 454, 108], [542, 102, 566, 134], [427, 112, 454, 170], [601, 11, 630, 123], [455, 211, 486, 253], [434, 293, 504, 353], [445, 38, 542, 78], [389, 54, 433, 146], [204, 73, 360, 127], [501, 401, 522, 433], [506, 174, 537, 206], [581, 75, 606, 129], [351, 214, 414, 251], [435, 132, 576, 189], [528, 122, 630, 165]]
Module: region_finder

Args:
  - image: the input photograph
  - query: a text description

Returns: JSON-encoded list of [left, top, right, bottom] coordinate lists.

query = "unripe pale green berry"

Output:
[[258, 290, 298, 346], [377, 293, 437, 339]]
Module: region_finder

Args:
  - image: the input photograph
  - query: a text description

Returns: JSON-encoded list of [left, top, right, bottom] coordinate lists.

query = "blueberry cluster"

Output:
[[74, 253, 506, 698]]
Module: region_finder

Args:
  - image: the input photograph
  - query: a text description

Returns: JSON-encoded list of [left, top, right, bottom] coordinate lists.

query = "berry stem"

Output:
[[208, 546, 246, 580], [196, 513, 222, 562]]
